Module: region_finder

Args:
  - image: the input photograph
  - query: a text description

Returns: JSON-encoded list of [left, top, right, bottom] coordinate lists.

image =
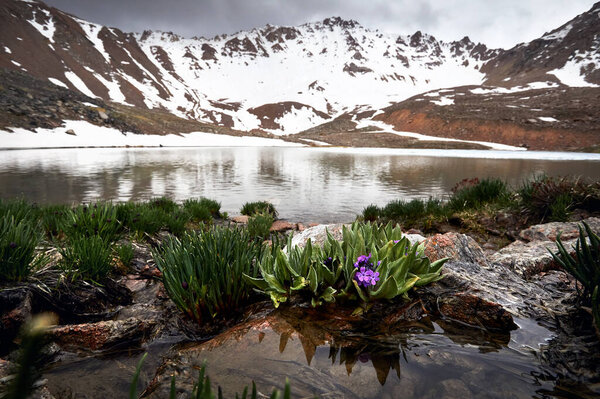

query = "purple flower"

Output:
[[181, 281, 188, 290], [8, 242, 17, 249], [355, 267, 380, 288], [394, 240, 400, 244], [354, 253, 373, 268], [323, 257, 333, 268]]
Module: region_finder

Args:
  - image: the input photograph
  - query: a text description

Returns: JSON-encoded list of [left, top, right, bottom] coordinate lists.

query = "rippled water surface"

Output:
[[1, 147, 599, 222]]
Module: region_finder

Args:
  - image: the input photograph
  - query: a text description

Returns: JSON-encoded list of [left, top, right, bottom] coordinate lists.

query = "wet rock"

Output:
[[270, 220, 294, 232], [518, 217, 600, 242], [489, 238, 576, 278], [427, 260, 577, 321], [290, 223, 347, 248], [0, 359, 57, 399], [0, 288, 32, 350], [404, 233, 426, 246], [437, 379, 473, 399], [49, 317, 156, 351], [382, 300, 428, 326], [35, 278, 132, 323], [231, 215, 249, 224], [423, 232, 489, 267], [437, 294, 517, 331]]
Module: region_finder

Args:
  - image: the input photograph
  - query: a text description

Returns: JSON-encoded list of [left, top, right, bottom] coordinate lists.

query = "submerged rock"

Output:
[[143, 303, 518, 399], [49, 317, 156, 352]]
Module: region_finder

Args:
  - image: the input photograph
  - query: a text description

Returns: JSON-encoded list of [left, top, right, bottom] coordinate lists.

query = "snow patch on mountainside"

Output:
[[270, 106, 330, 135], [0, 121, 303, 149], [27, 9, 55, 43], [548, 49, 600, 87], [48, 77, 68, 88], [77, 19, 111, 63], [64, 71, 96, 98], [470, 82, 559, 94], [356, 120, 525, 151]]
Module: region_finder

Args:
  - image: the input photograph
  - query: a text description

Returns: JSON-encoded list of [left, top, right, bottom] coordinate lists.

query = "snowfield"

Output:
[[0, 121, 304, 149]]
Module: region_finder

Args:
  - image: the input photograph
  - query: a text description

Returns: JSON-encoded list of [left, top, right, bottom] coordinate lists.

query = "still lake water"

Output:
[[1, 147, 600, 221]]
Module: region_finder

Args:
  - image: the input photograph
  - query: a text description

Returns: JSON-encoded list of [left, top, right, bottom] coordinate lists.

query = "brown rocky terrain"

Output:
[[0, 68, 277, 139], [375, 86, 600, 151]]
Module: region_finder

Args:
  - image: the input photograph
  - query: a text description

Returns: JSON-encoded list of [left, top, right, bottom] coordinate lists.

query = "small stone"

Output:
[[65, 129, 76, 136], [270, 220, 294, 232], [98, 111, 109, 120], [231, 215, 249, 224]]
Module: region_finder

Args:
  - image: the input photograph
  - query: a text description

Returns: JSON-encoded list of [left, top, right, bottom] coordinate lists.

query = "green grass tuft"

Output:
[[241, 201, 277, 218]]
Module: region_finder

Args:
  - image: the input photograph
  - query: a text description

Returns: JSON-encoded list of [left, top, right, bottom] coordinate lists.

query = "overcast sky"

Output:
[[43, 0, 596, 49]]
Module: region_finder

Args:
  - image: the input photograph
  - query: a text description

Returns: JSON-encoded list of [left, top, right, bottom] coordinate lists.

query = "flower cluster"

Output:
[[353, 253, 380, 288]]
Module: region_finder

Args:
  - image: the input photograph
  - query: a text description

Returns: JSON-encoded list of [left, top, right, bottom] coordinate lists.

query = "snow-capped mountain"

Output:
[[0, 0, 599, 145], [1, 0, 500, 134]]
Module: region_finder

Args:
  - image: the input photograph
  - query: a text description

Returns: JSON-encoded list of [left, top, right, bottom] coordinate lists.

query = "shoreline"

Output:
[[2, 144, 600, 161]]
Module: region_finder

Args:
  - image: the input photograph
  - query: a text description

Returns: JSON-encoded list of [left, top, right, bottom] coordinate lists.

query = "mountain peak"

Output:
[[318, 16, 361, 29]]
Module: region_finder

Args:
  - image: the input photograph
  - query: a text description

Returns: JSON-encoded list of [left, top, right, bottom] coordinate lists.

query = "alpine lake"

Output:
[[2, 146, 600, 399]]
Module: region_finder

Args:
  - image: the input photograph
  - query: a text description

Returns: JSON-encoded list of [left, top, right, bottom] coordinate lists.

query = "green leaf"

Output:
[[263, 273, 287, 294], [371, 275, 399, 299], [308, 266, 318, 293], [242, 274, 269, 291]]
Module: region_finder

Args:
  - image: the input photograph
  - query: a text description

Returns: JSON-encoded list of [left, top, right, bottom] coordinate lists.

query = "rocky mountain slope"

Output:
[[0, 0, 599, 150]]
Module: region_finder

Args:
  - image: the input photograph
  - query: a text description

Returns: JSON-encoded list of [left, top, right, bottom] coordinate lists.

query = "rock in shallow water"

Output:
[[49, 317, 156, 351]]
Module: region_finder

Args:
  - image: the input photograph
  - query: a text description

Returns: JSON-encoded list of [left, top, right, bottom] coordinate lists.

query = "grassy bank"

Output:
[[359, 176, 600, 237]]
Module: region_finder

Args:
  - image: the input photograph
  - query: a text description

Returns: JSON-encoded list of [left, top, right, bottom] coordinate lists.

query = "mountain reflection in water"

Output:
[[1, 147, 599, 223]]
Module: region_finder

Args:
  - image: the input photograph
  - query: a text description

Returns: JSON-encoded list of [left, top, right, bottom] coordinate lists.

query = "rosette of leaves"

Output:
[[246, 222, 447, 308], [333, 223, 447, 304], [244, 236, 340, 308], [154, 227, 264, 323]]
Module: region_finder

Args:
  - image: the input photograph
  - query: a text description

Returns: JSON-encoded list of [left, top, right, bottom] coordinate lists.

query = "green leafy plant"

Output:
[[148, 196, 179, 213], [61, 202, 122, 243], [549, 192, 573, 222], [0, 213, 45, 282], [153, 227, 264, 323], [519, 175, 579, 222], [164, 209, 190, 236], [116, 242, 135, 267], [245, 222, 447, 309], [0, 198, 35, 222], [39, 204, 69, 237], [550, 222, 600, 335], [380, 198, 445, 226], [447, 178, 509, 211], [126, 205, 165, 237], [184, 198, 214, 222], [59, 235, 113, 282], [244, 237, 340, 308], [361, 204, 380, 222], [247, 212, 274, 239], [241, 201, 277, 218]]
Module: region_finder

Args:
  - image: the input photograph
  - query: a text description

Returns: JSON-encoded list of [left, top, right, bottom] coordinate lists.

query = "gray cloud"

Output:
[[43, 0, 596, 48]]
